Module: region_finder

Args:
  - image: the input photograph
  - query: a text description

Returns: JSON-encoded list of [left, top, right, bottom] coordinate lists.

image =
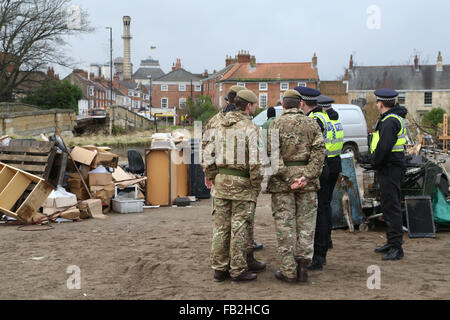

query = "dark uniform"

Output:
[[318, 95, 344, 251], [371, 89, 407, 261], [294, 86, 330, 271]]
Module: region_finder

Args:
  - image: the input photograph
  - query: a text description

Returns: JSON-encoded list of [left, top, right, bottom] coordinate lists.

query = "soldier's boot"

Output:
[[275, 270, 297, 283], [296, 259, 310, 283], [231, 271, 257, 282], [307, 256, 324, 271], [213, 270, 230, 282], [247, 251, 266, 273], [374, 243, 391, 253]]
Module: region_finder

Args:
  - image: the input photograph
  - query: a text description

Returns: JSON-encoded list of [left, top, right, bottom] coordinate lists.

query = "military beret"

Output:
[[317, 95, 334, 107], [229, 85, 246, 93], [294, 86, 321, 101], [237, 89, 258, 104], [374, 88, 398, 102], [283, 89, 301, 100]]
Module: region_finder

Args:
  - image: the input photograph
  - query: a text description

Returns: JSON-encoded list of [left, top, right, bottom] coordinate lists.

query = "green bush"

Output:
[[112, 125, 127, 136], [20, 80, 82, 113], [187, 95, 218, 124]]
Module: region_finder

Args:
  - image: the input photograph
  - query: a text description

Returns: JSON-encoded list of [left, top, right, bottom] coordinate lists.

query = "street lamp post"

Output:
[[105, 27, 113, 106]]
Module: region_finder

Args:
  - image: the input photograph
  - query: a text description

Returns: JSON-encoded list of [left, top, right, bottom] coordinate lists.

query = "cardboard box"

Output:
[[112, 167, 134, 182], [81, 145, 112, 152], [60, 207, 80, 220], [91, 152, 119, 169], [43, 188, 77, 208], [89, 172, 113, 186], [43, 206, 71, 215], [81, 199, 107, 219], [70, 146, 97, 166], [90, 183, 115, 200]]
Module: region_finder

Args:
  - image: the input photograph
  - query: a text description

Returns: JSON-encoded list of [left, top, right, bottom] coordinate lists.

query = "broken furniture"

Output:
[[0, 162, 54, 223]]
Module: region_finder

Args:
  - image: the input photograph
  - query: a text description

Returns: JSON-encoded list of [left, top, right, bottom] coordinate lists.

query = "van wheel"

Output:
[[342, 144, 358, 159]]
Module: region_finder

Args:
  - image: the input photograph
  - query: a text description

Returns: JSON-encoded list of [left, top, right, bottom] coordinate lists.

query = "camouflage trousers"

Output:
[[272, 192, 318, 278], [210, 198, 255, 278]]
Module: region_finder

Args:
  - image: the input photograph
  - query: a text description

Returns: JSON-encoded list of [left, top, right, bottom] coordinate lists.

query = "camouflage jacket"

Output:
[[202, 111, 263, 202], [267, 108, 326, 193]]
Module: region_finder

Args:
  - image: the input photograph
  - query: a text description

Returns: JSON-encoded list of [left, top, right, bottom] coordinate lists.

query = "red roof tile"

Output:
[[221, 62, 319, 81]]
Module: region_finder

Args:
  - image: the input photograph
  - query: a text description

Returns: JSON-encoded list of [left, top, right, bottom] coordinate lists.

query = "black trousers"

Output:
[[326, 156, 342, 243], [377, 165, 406, 248], [313, 164, 330, 259]]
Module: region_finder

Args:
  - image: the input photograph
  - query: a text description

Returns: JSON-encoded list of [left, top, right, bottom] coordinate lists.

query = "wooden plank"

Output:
[[0, 207, 19, 220], [0, 162, 44, 183], [0, 154, 49, 162], [0, 167, 16, 193], [0, 146, 51, 155], [43, 148, 57, 181], [1, 163, 46, 173], [16, 180, 54, 223], [0, 172, 32, 210]]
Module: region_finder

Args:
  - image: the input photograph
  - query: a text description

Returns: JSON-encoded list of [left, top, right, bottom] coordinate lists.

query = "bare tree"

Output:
[[0, 0, 91, 102]]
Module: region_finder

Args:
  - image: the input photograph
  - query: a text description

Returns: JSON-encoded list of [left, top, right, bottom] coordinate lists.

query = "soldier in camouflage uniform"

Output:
[[267, 89, 326, 283], [203, 89, 263, 282]]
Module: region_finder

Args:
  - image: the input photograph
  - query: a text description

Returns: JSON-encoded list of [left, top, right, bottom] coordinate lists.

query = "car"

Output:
[[88, 108, 106, 117], [253, 104, 368, 157]]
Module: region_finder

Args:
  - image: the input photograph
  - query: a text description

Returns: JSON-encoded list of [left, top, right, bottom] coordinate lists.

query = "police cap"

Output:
[[294, 86, 321, 101]]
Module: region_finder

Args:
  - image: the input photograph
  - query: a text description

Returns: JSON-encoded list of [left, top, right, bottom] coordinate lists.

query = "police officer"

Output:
[[267, 89, 326, 283], [371, 89, 408, 261], [294, 86, 330, 271], [318, 95, 344, 252], [203, 89, 264, 282]]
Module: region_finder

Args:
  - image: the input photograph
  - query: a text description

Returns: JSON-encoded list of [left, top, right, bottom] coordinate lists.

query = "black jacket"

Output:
[[326, 108, 339, 121], [371, 105, 408, 169]]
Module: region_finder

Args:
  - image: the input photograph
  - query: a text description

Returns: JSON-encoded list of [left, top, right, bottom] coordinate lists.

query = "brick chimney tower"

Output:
[[172, 58, 182, 71], [414, 55, 419, 72], [437, 51, 443, 72], [312, 53, 317, 69], [122, 16, 133, 80], [349, 54, 354, 70]]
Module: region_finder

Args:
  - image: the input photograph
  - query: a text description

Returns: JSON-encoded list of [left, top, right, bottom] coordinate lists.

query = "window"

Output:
[[237, 82, 246, 88], [179, 98, 187, 109], [297, 82, 306, 87], [259, 82, 268, 91], [219, 83, 223, 92], [161, 98, 168, 108], [179, 84, 186, 91], [398, 92, 405, 105], [195, 84, 201, 92], [136, 92, 140, 98], [424, 92, 432, 105], [280, 82, 289, 91], [89, 86, 94, 96], [161, 84, 168, 91], [219, 96, 222, 108], [280, 93, 284, 103], [259, 93, 267, 108]]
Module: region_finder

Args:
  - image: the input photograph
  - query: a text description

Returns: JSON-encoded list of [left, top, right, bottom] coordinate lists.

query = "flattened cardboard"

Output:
[[70, 146, 97, 166], [112, 167, 134, 182], [82, 199, 107, 219]]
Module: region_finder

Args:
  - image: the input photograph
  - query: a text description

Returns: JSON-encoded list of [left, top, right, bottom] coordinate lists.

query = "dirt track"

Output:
[[1, 189, 449, 300]]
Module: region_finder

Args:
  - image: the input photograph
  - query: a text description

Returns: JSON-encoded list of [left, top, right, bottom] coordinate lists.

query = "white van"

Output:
[[253, 104, 368, 156]]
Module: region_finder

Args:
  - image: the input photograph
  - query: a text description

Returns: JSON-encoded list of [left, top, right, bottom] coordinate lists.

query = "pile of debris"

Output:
[[0, 135, 146, 225]]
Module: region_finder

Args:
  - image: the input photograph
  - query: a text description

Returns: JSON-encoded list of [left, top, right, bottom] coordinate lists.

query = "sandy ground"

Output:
[[1, 188, 449, 300]]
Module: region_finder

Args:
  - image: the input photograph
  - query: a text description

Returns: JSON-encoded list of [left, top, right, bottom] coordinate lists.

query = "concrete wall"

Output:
[[0, 103, 76, 137], [107, 105, 154, 133]]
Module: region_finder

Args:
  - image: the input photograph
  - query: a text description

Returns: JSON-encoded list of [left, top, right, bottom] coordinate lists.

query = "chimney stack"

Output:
[[122, 16, 133, 80], [237, 50, 251, 63], [414, 55, 419, 72], [172, 58, 182, 71], [312, 53, 317, 69], [349, 54, 354, 70], [437, 51, 443, 72], [225, 55, 237, 67]]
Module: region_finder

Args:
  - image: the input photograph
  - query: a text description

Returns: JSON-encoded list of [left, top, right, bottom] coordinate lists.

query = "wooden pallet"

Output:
[[0, 162, 54, 223], [0, 140, 56, 181]]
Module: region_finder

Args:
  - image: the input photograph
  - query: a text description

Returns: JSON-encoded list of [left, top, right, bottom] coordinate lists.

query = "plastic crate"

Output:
[[112, 199, 144, 214]]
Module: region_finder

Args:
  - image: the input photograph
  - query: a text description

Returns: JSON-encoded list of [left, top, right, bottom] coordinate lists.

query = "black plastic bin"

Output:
[[190, 139, 211, 199]]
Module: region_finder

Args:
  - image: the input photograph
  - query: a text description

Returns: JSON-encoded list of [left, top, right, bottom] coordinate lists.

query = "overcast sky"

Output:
[[59, 0, 450, 80]]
